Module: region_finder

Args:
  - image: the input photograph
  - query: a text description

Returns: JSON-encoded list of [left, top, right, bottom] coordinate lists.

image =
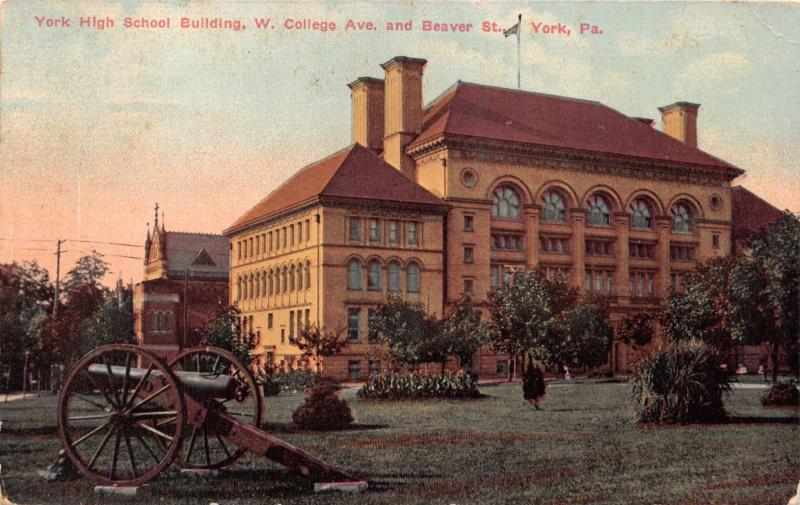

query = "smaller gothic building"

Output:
[[133, 206, 230, 357]]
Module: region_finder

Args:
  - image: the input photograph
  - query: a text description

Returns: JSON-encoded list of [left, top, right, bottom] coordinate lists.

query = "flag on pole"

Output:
[[503, 20, 519, 38]]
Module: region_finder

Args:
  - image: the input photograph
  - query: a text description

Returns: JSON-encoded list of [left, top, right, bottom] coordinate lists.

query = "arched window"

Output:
[[289, 265, 296, 291], [368, 261, 382, 291], [296, 263, 303, 290], [541, 190, 566, 223], [305, 261, 311, 290], [671, 202, 693, 233], [407, 263, 420, 293], [347, 259, 362, 291], [249, 274, 254, 298], [630, 198, 652, 230], [164, 312, 172, 334], [587, 194, 611, 226], [491, 187, 521, 220], [282, 267, 288, 293], [388, 262, 401, 292], [151, 312, 158, 332], [158, 311, 165, 332], [261, 271, 267, 297], [255, 273, 261, 298], [268, 269, 274, 295], [236, 277, 242, 301]]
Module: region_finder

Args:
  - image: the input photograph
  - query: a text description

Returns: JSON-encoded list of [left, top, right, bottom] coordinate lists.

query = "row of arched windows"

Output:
[[150, 310, 173, 334], [347, 259, 421, 293], [491, 186, 697, 233], [236, 261, 312, 301]]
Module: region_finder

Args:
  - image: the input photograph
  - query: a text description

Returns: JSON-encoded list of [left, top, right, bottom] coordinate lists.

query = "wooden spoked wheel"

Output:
[[168, 346, 263, 470], [58, 344, 185, 487]]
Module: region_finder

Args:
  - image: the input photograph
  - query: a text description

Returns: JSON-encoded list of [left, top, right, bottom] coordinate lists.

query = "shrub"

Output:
[[761, 382, 800, 406], [358, 370, 480, 400], [631, 339, 730, 424], [522, 363, 546, 404], [292, 384, 353, 430]]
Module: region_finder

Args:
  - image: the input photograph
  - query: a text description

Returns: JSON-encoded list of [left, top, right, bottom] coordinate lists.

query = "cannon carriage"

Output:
[[57, 344, 362, 489]]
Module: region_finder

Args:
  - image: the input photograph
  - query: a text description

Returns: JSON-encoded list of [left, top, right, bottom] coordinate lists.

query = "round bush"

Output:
[[631, 339, 730, 424], [292, 384, 353, 430], [761, 382, 800, 406]]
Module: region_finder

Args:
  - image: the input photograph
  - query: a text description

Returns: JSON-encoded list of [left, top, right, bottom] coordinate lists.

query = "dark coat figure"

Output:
[[523, 362, 546, 409]]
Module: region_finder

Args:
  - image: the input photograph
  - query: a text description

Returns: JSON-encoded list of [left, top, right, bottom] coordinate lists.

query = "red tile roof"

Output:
[[410, 82, 741, 174], [224, 144, 445, 234], [731, 186, 786, 241]]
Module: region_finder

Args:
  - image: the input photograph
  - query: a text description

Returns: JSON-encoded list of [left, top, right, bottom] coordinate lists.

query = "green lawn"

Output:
[[1, 382, 797, 504]]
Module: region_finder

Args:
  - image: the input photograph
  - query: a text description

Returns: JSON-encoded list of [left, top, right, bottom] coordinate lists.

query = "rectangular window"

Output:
[[347, 308, 360, 341], [539, 236, 569, 254], [670, 244, 696, 261], [282, 227, 287, 248], [290, 225, 295, 246], [496, 360, 508, 377], [297, 222, 302, 243], [712, 234, 720, 250], [288, 311, 294, 339], [255, 236, 260, 255], [585, 239, 614, 256], [464, 246, 474, 264], [368, 360, 381, 377], [349, 217, 361, 241], [297, 311, 303, 335], [304, 309, 310, 329], [407, 222, 418, 246], [348, 361, 362, 381], [630, 242, 655, 258], [388, 221, 399, 245], [237, 241, 242, 260], [268, 232, 273, 252], [545, 266, 569, 282], [492, 233, 523, 251], [305, 219, 311, 241], [262, 233, 266, 253], [275, 229, 280, 250], [367, 308, 377, 336], [280, 328, 285, 344], [268, 313, 273, 329], [464, 215, 474, 232], [464, 279, 475, 296], [369, 219, 380, 242], [491, 265, 500, 289], [630, 271, 655, 298]]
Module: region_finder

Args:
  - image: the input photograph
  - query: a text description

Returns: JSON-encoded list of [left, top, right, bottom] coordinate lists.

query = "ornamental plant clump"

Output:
[[292, 383, 354, 430], [631, 338, 730, 424], [358, 370, 480, 400], [761, 382, 800, 406]]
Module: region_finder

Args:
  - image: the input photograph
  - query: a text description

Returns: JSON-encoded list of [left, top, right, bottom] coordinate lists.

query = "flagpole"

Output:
[[517, 14, 521, 90]]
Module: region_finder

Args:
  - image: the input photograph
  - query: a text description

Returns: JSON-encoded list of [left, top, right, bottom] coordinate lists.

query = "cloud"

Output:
[[674, 52, 751, 95]]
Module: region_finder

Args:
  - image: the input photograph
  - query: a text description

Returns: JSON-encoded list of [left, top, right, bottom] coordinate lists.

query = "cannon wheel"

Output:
[[168, 346, 263, 470], [58, 344, 186, 487]]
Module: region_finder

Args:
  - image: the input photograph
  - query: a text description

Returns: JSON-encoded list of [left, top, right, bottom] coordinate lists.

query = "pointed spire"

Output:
[[154, 202, 160, 229], [161, 211, 166, 232], [146, 221, 151, 242]]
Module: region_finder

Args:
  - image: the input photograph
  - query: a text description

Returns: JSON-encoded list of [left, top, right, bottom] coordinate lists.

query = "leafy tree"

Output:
[[486, 269, 560, 380], [438, 295, 489, 369], [616, 312, 658, 349], [62, 251, 109, 298], [77, 285, 135, 358], [203, 305, 257, 367], [744, 214, 800, 379], [369, 296, 439, 370], [289, 324, 347, 373], [548, 303, 613, 370]]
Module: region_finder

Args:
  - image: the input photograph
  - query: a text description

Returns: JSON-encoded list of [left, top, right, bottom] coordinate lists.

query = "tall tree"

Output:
[[61, 251, 109, 298], [203, 305, 257, 367], [547, 303, 613, 370], [289, 324, 347, 373], [439, 295, 489, 370], [77, 284, 135, 358], [369, 295, 438, 370]]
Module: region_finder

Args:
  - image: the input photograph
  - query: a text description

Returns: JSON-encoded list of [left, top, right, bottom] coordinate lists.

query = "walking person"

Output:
[[523, 361, 547, 409]]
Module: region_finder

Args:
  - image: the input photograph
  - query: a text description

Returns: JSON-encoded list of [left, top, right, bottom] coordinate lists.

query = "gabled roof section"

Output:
[[731, 186, 786, 241], [165, 232, 229, 277], [410, 81, 741, 174], [225, 144, 446, 235]]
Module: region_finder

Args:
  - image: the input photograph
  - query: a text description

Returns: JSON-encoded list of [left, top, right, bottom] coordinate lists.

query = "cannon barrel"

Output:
[[87, 364, 239, 401]]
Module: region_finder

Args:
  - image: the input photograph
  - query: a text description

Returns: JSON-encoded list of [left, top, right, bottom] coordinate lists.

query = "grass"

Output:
[[1, 382, 797, 504]]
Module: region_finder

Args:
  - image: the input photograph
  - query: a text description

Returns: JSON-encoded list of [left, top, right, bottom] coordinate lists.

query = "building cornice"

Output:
[[407, 134, 742, 187]]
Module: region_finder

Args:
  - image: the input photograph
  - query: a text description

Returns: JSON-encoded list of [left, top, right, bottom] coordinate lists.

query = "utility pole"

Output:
[[52, 239, 64, 318], [183, 267, 189, 349]]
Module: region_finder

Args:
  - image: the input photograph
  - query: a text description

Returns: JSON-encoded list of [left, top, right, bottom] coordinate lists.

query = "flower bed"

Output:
[[358, 370, 480, 400]]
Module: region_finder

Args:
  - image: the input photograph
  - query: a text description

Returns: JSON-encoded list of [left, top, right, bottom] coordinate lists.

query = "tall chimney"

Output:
[[381, 56, 427, 179], [348, 77, 384, 152], [658, 102, 700, 148]]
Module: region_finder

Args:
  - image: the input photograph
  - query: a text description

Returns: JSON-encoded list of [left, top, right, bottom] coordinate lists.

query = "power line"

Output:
[[0, 237, 141, 248]]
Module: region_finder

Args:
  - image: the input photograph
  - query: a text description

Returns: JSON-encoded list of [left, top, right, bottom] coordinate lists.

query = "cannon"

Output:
[[57, 344, 363, 489]]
